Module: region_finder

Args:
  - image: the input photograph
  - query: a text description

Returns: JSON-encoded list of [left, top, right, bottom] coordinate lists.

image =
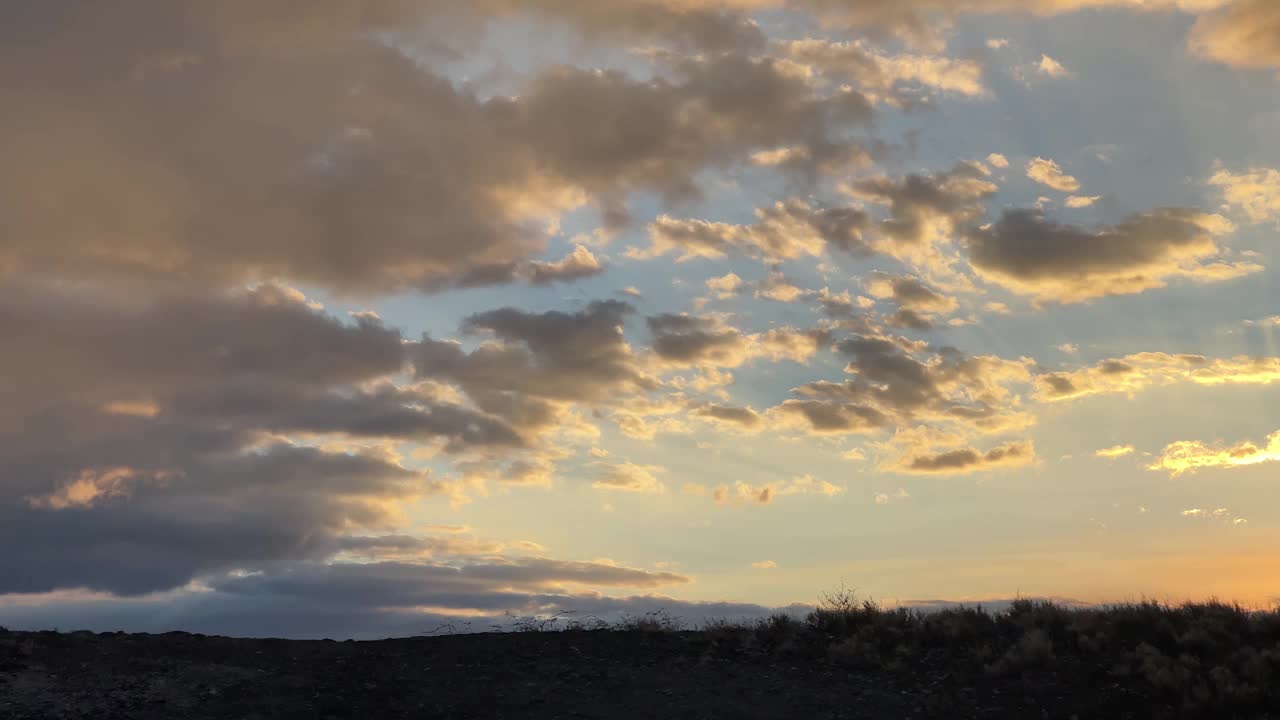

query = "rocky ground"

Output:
[[0, 625, 1190, 719]]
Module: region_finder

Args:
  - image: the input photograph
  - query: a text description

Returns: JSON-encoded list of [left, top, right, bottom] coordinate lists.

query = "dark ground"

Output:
[[0, 624, 1211, 720]]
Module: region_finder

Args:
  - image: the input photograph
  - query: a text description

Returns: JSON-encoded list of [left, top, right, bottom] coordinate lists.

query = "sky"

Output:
[[2, 0, 1280, 639]]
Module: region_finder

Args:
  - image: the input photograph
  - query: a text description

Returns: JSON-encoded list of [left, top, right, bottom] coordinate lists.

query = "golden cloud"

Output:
[[1149, 430, 1280, 476], [1037, 352, 1280, 402], [1209, 166, 1280, 226]]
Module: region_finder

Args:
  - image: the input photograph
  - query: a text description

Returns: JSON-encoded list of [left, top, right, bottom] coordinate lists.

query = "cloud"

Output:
[[1025, 157, 1081, 192], [786, 0, 1224, 53], [1036, 352, 1280, 402], [886, 308, 937, 329], [640, 200, 872, 261], [25, 466, 177, 511], [1, 442, 447, 596], [751, 560, 779, 569], [647, 314, 758, 367], [329, 533, 511, 561], [1013, 54, 1075, 85], [1035, 54, 1073, 79], [1095, 444, 1135, 459], [770, 335, 1035, 441], [770, 399, 891, 434], [782, 38, 989, 103], [607, 394, 694, 441], [0, 6, 881, 294], [511, 52, 875, 195], [843, 161, 998, 251], [890, 439, 1036, 475], [783, 473, 846, 497], [653, 159, 1001, 292], [754, 271, 809, 302], [866, 273, 959, 313], [1149, 429, 1280, 476], [1208, 166, 1280, 225], [1065, 195, 1102, 208], [866, 273, 959, 329], [873, 488, 912, 504], [647, 313, 830, 369], [0, 559, 799, 640], [415, 300, 653, 407], [524, 245, 605, 285], [711, 473, 844, 505], [705, 272, 746, 299], [986, 153, 1010, 168], [1189, 0, 1280, 70], [591, 461, 667, 493], [0, 284, 537, 543], [1180, 508, 1248, 525], [967, 207, 1255, 303], [690, 404, 765, 431], [1, 8, 552, 293]]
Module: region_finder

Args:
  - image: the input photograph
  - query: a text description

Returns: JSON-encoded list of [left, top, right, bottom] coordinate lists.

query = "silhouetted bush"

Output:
[[456, 590, 1280, 716]]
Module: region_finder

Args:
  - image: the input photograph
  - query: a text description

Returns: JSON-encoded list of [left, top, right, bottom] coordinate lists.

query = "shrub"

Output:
[[987, 628, 1054, 676], [616, 609, 684, 633], [827, 631, 882, 669]]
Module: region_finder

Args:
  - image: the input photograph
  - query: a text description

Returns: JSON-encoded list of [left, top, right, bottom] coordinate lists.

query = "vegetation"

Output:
[[7, 592, 1280, 718], [487, 588, 1280, 717]]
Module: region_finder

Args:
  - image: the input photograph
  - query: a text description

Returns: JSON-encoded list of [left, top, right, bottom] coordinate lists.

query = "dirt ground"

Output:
[[0, 627, 1202, 719]]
